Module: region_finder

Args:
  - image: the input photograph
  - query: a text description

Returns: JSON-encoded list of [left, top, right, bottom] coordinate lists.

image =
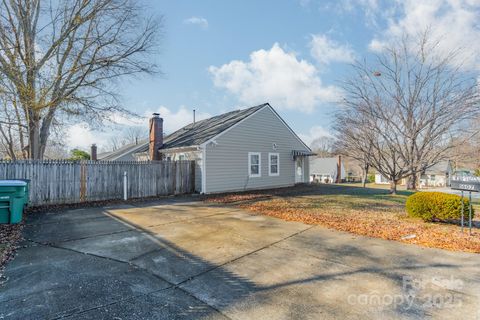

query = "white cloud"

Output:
[[149, 106, 211, 133], [309, 34, 355, 65], [66, 106, 211, 150], [369, 0, 480, 70], [319, 0, 382, 26], [66, 123, 101, 149], [183, 16, 209, 29], [209, 43, 342, 113], [298, 126, 333, 146]]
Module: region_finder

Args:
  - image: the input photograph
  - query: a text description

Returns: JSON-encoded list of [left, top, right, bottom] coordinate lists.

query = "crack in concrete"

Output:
[[29, 241, 233, 320], [175, 225, 316, 288], [27, 223, 315, 319]]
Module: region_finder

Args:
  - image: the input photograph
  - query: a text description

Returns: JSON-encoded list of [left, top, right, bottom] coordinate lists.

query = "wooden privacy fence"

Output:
[[0, 160, 196, 206]]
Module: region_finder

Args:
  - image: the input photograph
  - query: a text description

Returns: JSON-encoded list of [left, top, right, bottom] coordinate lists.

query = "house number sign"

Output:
[[450, 175, 478, 236]]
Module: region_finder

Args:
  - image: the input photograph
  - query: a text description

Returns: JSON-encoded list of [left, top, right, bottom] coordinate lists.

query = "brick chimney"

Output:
[[336, 155, 342, 183], [149, 113, 163, 161], [91, 144, 97, 161]]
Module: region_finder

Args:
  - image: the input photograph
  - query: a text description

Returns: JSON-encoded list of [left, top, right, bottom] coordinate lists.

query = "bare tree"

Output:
[[310, 136, 335, 157], [335, 129, 372, 188], [105, 135, 123, 151], [335, 32, 480, 194], [0, 0, 161, 159], [0, 95, 28, 159], [124, 126, 145, 145]]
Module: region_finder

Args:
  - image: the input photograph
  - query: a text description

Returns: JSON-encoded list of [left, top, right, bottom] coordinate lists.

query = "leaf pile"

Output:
[[238, 195, 480, 253], [0, 222, 24, 282], [204, 193, 273, 204], [203, 184, 326, 204]]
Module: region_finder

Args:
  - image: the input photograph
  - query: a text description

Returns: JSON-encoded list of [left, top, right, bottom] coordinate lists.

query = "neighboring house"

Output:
[[419, 161, 454, 188], [374, 160, 454, 188], [309, 156, 346, 183], [98, 103, 313, 194], [374, 173, 391, 185], [374, 174, 409, 186], [97, 140, 148, 161]]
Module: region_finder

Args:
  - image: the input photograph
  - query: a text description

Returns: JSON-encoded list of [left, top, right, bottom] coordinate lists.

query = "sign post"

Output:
[[469, 192, 473, 236], [461, 190, 464, 233], [450, 175, 479, 236]]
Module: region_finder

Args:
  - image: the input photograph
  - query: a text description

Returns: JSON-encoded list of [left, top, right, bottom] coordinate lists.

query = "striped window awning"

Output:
[[292, 150, 316, 157]]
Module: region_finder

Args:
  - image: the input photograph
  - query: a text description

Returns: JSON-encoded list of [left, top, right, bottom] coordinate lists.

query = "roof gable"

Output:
[[98, 138, 148, 161], [163, 103, 268, 149], [98, 103, 309, 160], [200, 104, 311, 151]]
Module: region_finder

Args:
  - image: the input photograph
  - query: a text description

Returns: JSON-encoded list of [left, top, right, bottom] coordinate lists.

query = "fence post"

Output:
[[80, 162, 86, 202], [0, 159, 195, 205], [123, 171, 128, 200]]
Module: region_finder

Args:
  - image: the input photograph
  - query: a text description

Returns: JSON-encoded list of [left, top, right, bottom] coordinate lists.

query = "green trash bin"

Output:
[[17, 179, 30, 207], [0, 180, 27, 224]]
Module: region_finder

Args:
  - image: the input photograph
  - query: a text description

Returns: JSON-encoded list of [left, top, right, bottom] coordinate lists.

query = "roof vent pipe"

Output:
[[193, 109, 196, 125]]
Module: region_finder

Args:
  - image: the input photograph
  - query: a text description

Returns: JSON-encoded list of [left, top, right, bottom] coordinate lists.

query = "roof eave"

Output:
[[159, 145, 200, 153]]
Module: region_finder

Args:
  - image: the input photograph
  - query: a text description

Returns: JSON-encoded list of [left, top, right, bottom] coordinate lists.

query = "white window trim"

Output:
[[269, 152, 280, 176], [248, 152, 261, 178]]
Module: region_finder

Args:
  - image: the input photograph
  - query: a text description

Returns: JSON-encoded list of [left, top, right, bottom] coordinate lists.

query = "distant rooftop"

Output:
[[310, 157, 341, 175]]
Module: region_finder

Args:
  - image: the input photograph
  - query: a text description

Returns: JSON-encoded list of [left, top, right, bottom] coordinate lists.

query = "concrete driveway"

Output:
[[1, 198, 480, 320]]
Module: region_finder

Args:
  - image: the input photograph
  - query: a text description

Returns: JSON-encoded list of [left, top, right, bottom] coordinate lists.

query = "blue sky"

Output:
[[67, 0, 480, 151]]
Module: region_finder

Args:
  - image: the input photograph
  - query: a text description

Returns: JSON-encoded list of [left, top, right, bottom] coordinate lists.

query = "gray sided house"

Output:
[[309, 156, 346, 184], [419, 160, 454, 188], [98, 103, 313, 194]]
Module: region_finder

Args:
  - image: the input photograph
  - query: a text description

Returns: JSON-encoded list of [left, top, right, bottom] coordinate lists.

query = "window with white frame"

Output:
[[178, 154, 186, 161], [248, 152, 261, 177], [269, 153, 279, 176]]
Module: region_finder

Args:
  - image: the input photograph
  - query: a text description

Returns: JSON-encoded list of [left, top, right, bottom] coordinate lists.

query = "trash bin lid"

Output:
[[0, 180, 27, 187]]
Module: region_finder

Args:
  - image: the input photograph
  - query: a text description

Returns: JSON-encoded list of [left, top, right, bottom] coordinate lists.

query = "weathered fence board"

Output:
[[0, 160, 195, 206]]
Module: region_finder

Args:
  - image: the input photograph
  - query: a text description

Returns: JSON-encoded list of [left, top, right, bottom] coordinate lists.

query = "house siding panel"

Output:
[[204, 106, 309, 193]]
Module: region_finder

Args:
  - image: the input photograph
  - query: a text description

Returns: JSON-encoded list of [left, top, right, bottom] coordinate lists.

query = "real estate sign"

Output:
[[450, 175, 480, 192]]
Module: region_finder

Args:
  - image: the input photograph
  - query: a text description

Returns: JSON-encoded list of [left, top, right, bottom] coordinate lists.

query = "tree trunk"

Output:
[[362, 164, 369, 188], [406, 174, 417, 190], [389, 179, 397, 195], [28, 112, 42, 160]]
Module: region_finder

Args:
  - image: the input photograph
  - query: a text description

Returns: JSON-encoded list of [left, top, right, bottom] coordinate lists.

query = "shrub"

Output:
[[405, 192, 474, 222]]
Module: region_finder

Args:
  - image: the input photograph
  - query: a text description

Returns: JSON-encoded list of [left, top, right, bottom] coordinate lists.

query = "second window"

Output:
[[269, 153, 279, 176]]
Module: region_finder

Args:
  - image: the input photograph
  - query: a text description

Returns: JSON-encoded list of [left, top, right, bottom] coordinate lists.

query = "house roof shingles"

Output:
[[309, 157, 340, 175], [163, 103, 267, 150], [98, 103, 268, 160]]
